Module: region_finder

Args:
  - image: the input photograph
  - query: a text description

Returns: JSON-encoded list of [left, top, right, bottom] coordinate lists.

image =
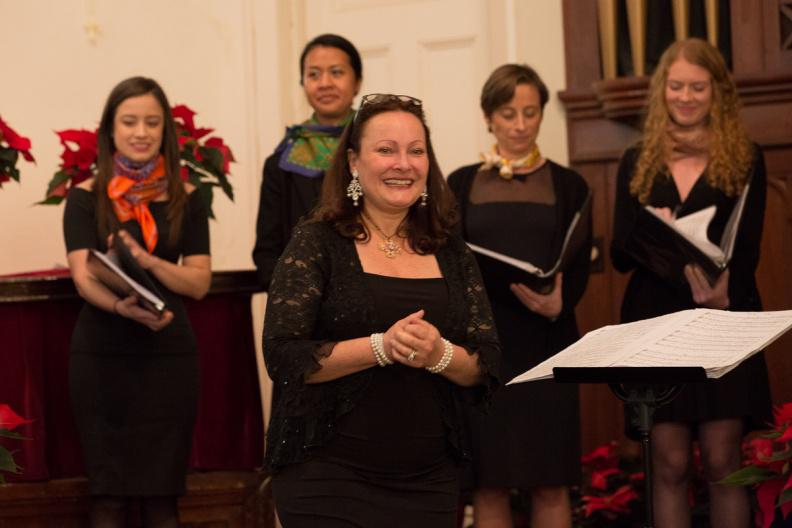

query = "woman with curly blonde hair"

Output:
[[611, 38, 771, 528]]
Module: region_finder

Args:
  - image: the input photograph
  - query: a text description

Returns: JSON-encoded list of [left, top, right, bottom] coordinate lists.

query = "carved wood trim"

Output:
[[559, 72, 792, 123]]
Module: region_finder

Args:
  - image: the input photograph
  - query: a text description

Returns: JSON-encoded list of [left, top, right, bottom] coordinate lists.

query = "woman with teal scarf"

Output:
[[253, 34, 362, 289]]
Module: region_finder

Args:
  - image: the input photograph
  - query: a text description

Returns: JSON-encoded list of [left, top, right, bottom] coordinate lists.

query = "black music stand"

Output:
[[553, 366, 708, 528]]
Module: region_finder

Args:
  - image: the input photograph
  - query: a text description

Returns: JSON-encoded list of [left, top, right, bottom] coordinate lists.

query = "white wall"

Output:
[[0, 0, 568, 277], [0, 0, 281, 275]]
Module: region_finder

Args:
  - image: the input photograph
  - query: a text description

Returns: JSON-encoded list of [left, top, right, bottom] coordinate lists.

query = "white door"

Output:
[[298, 0, 510, 175]]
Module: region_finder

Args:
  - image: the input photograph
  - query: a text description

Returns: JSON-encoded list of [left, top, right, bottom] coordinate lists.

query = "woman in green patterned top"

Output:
[[253, 33, 362, 289]]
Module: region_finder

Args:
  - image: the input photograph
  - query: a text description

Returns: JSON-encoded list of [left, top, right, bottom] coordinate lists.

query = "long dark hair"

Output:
[[95, 76, 186, 245], [312, 96, 456, 254]]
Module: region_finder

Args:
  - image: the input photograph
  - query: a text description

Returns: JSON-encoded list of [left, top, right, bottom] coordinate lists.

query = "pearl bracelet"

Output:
[[370, 333, 392, 367], [426, 338, 453, 374]]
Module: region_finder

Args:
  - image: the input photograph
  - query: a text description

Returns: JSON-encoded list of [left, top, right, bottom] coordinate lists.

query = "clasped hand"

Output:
[[383, 309, 443, 368], [108, 231, 174, 331], [510, 272, 564, 319]]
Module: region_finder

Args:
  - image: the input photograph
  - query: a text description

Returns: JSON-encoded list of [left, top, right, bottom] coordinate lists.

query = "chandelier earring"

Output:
[[346, 169, 363, 207], [420, 188, 428, 206]]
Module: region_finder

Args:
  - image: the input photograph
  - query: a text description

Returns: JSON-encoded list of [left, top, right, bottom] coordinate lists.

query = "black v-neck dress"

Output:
[[611, 145, 771, 430]]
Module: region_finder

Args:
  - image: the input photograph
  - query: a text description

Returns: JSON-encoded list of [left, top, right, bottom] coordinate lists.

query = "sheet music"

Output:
[[509, 309, 792, 384], [618, 310, 792, 370], [509, 313, 682, 383]]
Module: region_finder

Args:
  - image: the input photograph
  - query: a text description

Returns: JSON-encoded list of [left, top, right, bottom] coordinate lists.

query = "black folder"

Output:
[[625, 181, 749, 286], [87, 236, 167, 315], [469, 192, 591, 296]]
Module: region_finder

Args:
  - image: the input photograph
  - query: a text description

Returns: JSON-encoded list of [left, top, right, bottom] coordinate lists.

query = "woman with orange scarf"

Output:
[[611, 39, 771, 528], [63, 77, 211, 527]]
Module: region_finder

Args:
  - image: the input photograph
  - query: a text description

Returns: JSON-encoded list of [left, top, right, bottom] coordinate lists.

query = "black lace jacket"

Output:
[[262, 221, 501, 471]]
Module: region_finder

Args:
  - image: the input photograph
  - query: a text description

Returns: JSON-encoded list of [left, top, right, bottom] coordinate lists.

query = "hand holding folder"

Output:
[[87, 234, 168, 316], [626, 182, 750, 286]]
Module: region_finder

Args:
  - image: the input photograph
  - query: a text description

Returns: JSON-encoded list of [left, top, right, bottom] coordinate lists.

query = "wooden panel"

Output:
[[730, 0, 766, 73], [756, 146, 792, 405], [0, 472, 273, 528], [562, 0, 602, 90]]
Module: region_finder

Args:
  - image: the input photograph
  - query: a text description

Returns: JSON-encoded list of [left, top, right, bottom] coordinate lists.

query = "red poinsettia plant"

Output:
[[0, 116, 35, 189], [721, 403, 792, 528], [171, 104, 235, 218], [0, 403, 31, 483], [572, 441, 645, 527], [42, 104, 234, 219]]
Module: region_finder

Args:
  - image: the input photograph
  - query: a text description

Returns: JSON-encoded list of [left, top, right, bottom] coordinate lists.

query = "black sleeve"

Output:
[[727, 146, 766, 309], [252, 154, 287, 290], [448, 235, 502, 399], [182, 190, 210, 256], [63, 188, 99, 252], [262, 223, 333, 388], [610, 147, 642, 273], [559, 172, 593, 318]]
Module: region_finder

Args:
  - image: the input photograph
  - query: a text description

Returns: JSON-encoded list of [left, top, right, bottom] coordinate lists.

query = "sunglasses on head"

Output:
[[354, 94, 423, 125], [359, 93, 423, 108]]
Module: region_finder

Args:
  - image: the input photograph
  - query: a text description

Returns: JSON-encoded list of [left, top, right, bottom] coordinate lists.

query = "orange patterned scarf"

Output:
[[108, 154, 168, 253]]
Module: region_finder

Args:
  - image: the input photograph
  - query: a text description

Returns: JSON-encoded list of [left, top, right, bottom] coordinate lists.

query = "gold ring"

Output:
[[407, 350, 417, 361]]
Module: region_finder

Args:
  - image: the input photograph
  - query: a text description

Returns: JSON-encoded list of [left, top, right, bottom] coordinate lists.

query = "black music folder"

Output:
[[87, 237, 167, 315], [468, 192, 591, 295], [625, 182, 750, 285]]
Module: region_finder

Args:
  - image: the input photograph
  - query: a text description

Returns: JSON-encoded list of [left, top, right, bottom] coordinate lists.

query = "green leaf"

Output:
[[36, 195, 66, 206], [197, 182, 216, 219], [216, 174, 234, 201], [719, 466, 777, 486], [0, 429, 28, 440], [779, 485, 792, 507], [0, 147, 19, 163], [0, 446, 21, 474]]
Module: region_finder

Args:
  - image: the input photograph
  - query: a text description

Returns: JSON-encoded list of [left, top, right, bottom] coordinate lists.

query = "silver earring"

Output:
[[346, 170, 363, 206], [420, 188, 428, 206]]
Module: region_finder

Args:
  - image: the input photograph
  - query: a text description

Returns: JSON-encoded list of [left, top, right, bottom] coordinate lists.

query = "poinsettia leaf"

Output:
[[37, 195, 66, 206], [757, 479, 786, 528], [219, 178, 234, 201], [761, 430, 782, 440], [766, 447, 792, 463], [46, 170, 73, 192], [0, 428, 28, 440], [779, 485, 792, 507], [197, 182, 216, 220], [0, 446, 21, 474], [197, 147, 223, 175], [0, 147, 18, 163], [719, 466, 777, 485]]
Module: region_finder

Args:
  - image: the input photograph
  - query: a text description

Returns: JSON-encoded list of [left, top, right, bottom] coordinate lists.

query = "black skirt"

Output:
[[69, 352, 199, 496], [272, 458, 459, 528]]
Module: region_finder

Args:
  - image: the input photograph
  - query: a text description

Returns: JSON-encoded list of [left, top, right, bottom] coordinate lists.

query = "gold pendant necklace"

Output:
[[361, 211, 403, 259]]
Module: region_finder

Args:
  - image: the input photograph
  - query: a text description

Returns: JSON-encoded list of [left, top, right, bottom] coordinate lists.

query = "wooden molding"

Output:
[[559, 72, 792, 122], [0, 270, 262, 303]]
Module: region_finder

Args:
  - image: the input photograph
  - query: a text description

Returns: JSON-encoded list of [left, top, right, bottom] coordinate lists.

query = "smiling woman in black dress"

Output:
[[263, 94, 500, 528], [64, 77, 211, 527], [610, 39, 771, 528]]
